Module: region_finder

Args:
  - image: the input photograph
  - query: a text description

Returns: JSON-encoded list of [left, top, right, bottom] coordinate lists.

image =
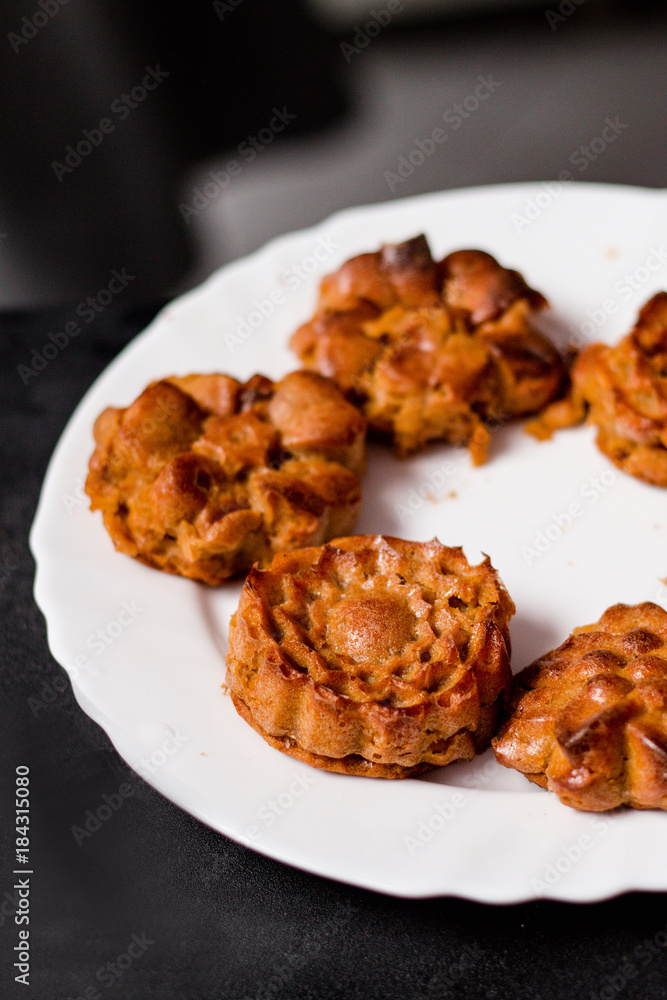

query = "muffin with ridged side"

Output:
[[226, 534, 515, 778], [493, 602, 667, 811]]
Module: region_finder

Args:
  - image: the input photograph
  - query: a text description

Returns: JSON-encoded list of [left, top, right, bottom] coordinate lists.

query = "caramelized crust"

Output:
[[226, 535, 515, 777], [528, 293, 667, 485], [493, 602, 667, 811], [291, 235, 564, 461], [85, 371, 366, 584]]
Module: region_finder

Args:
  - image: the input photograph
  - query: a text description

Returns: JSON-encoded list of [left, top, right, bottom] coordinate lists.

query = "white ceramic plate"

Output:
[[31, 182, 667, 902]]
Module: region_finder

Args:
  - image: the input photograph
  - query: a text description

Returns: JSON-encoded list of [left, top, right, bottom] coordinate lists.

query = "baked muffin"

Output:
[[290, 234, 565, 462], [86, 371, 366, 584], [527, 292, 667, 486], [226, 535, 515, 778], [493, 602, 667, 811]]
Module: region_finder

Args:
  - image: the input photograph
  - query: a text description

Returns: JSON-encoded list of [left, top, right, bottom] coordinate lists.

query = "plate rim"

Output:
[[30, 179, 667, 903]]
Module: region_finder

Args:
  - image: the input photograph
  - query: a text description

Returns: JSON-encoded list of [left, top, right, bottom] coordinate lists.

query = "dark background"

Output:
[[1, 0, 666, 303], [2, 2, 667, 998]]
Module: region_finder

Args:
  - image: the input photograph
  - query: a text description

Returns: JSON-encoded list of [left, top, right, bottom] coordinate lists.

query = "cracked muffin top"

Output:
[[85, 370, 366, 584], [291, 234, 564, 462]]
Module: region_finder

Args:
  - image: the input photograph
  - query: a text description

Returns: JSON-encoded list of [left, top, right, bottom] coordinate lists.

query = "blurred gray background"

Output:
[[0, 0, 665, 307]]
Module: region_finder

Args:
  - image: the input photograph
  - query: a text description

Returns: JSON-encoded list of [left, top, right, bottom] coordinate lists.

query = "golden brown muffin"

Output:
[[290, 234, 565, 462], [86, 371, 366, 584], [493, 602, 667, 811], [527, 292, 667, 486], [226, 535, 515, 778]]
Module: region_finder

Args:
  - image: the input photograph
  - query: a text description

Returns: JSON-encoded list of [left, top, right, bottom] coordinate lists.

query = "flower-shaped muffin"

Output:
[[226, 535, 515, 778], [86, 371, 366, 584], [290, 234, 565, 462], [493, 602, 667, 811], [528, 292, 667, 486]]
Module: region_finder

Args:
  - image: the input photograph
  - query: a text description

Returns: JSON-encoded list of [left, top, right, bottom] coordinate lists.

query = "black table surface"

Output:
[[2, 305, 667, 1000]]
